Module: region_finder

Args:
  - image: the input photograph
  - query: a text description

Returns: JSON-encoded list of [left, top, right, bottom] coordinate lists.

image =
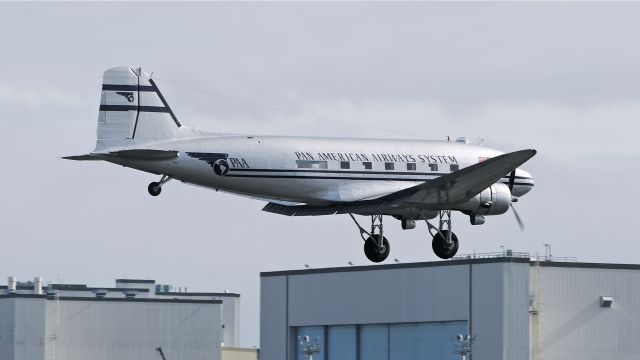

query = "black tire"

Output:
[[148, 182, 162, 196], [432, 230, 459, 259], [364, 235, 390, 263]]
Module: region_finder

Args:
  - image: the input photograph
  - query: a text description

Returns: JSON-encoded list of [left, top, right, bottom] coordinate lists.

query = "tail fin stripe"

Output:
[[149, 78, 181, 127], [102, 84, 155, 92], [99, 105, 171, 113], [95, 66, 185, 150]]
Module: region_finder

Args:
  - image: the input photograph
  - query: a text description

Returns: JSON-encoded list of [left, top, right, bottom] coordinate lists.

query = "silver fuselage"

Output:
[[105, 135, 534, 214]]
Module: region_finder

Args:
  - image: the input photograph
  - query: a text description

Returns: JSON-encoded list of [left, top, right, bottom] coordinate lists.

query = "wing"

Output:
[[262, 149, 537, 216]]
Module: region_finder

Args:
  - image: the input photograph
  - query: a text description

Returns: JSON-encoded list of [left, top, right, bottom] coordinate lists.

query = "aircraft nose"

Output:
[[511, 168, 534, 197]]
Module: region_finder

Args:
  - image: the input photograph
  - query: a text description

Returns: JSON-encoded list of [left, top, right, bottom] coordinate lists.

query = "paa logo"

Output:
[[213, 159, 230, 176], [186, 152, 231, 177], [116, 91, 135, 103]]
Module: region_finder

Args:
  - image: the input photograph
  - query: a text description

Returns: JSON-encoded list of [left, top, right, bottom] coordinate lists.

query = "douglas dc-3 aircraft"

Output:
[[66, 67, 536, 262]]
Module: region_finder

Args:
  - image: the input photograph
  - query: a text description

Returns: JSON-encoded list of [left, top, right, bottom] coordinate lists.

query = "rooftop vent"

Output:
[[7, 276, 16, 293], [34, 277, 43, 295], [600, 296, 613, 308]]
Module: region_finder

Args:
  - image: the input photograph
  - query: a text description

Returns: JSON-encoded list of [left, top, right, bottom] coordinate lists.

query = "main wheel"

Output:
[[432, 230, 459, 259], [364, 235, 390, 263], [148, 182, 162, 196]]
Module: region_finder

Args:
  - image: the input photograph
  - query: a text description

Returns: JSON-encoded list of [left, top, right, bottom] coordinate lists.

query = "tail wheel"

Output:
[[364, 235, 390, 263], [148, 182, 162, 196], [432, 230, 459, 259]]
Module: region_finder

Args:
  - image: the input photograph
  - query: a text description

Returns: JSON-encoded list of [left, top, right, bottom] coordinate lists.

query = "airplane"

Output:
[[66, 66, 536, 263]]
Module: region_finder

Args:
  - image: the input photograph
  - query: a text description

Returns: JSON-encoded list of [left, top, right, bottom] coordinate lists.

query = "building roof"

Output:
[[260, 256, 640, 277], [0, 293, 222, 304], [156, 291, 240, 298], [115, 279, 156, 284], [0, 285, 151, 292]]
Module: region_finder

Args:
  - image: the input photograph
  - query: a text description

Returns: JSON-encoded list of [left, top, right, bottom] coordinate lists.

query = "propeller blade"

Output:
[[508, 170, 516, 191], [510, 203, 525, 231]]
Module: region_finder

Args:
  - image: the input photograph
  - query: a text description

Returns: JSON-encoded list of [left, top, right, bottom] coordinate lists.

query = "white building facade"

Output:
[[0, 278, 241, 360], [260, 256, 640, 360]]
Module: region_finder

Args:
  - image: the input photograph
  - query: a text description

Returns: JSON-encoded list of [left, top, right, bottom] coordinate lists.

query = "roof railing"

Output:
[[452, 251, 577, 262]]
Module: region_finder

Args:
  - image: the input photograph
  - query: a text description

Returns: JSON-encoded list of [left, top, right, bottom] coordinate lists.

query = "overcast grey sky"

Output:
[[1, 2, 640, 347]]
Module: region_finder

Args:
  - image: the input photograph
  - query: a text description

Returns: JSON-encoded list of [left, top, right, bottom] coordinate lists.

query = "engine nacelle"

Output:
[[464, 183, 511, 216]]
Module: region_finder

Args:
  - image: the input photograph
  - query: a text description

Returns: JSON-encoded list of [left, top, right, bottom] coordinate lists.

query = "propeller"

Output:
[[507, 170, 525, 230], [510, 203, 525, 230]]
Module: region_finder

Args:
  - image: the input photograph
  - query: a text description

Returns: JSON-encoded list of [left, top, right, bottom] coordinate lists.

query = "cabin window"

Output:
[[450, 164, 459, 172], [406, 163, 416, 171], [385, 162, 394, 171], [362, 161, 372, 170], [429, 163, 438, 171], [296, 160, 328, 169], [340, 161, 350, 170]]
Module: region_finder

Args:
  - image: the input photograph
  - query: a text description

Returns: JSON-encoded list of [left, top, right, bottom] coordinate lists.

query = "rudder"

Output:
[[96, 66, 182, 151]]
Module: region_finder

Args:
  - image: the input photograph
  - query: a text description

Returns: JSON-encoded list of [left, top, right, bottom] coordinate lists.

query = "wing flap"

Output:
[[262, 202, 386, 217]]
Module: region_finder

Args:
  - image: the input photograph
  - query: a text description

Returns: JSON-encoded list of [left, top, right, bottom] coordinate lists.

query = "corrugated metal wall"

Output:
[[44, 299, 222, 360], [537, 266, 640, 360]]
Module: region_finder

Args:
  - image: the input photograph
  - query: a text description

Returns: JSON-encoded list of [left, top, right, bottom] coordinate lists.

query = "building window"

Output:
[[385, 162, 394, 171], [429, 163, 438, 171], [450, 164, 459, 172], [296, 160, 328, 169], [340, 161, 350, 170], [362, 162, 372, 170], [406, 163, 416, 171]]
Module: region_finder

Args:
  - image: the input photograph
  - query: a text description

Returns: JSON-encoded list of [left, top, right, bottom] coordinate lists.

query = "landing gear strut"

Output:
[[148, 175, 172, 197], [423, 210, 459, 259], [349, 214, 390, 263]]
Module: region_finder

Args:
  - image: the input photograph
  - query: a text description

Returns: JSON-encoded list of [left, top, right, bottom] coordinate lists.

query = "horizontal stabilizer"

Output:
[[109, 149, 178, 160], [62, 154, 100, 161], [64, 149, 178, 161]]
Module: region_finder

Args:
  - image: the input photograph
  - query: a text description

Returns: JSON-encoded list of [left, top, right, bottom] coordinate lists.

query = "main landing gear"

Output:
[[425, 210, 459, 259], [349, 214, 390, 263], [147, 175, 172, 196], [349, 210, 459, 263]]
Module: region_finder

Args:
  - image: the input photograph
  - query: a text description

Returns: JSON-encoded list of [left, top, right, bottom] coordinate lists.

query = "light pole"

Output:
[[453, 334, 474, 360], [298, 335, 320, 360]]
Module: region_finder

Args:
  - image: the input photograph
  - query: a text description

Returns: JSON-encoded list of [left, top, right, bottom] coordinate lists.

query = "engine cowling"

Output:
[[465, 183, 511, 216]]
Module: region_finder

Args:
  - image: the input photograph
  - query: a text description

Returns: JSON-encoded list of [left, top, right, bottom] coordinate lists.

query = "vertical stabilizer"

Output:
[[96, 66, 183, 152]]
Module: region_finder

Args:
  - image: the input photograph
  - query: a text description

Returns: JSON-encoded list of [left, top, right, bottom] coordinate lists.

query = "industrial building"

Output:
[[0, 277, 245, 360], [260, 253, 640, 360]]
